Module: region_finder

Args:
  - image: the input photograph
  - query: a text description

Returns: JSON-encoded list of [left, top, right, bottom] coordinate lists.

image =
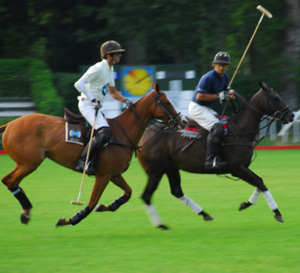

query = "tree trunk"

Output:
[[281, 0, 300, 110]]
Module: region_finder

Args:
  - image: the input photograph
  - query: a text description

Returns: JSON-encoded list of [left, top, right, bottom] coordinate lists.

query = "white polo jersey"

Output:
[[76, 59, 115, 104]]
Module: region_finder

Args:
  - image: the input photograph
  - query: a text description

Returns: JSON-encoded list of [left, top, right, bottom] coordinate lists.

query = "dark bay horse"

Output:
[[0, 83, 181, 226], [136, 82, 294, 229]]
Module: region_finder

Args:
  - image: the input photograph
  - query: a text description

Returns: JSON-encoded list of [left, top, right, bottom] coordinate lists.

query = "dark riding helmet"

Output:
[[212, 52, 231, 65], [100, 40, 125, 59]]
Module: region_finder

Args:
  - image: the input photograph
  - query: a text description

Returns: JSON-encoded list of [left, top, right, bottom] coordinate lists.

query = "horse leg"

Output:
[[141, 172, 167, 229], [94, 175, 132, 212], [2, 164, 39, 224], [56, 175, 110, 226], [239, 187, 261, 210], [166, 167, 214, 221], [232, 167, 283, 222]]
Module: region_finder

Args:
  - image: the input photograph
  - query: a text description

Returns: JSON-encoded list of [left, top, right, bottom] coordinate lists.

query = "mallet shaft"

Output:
[[71, 108, 99, 205], [229, 5, 273, 87]]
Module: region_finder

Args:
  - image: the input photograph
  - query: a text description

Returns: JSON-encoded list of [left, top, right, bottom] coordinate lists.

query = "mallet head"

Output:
[[257, 5, 273, 18], [70, 200, 85, 205]]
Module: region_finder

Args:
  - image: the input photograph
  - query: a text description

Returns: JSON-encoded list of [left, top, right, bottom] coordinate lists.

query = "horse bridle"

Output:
[[226, 89, 291, 146], [262, 90, 290, 121], [152, 91, 181, 127], [234, 90, 289, 121]]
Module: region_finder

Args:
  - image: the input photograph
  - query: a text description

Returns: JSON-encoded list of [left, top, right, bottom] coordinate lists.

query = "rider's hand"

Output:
[[227, 88, 236, 99], [218, 91, 231, 104], [124, 99, 134, 107], [91, 98, 101, 109]]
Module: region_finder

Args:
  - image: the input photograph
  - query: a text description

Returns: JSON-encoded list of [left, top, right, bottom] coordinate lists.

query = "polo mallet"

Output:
[[71, 107, 99, 205], [229, 5, 273, 87]]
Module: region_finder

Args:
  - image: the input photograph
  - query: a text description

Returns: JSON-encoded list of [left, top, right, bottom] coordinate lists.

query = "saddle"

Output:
[[180, 117, 202, 139], [64, 108, 90, 145], [180, 116, 228, 139]]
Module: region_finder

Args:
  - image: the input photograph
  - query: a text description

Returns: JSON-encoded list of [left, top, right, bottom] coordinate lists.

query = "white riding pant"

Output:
[[188, 101, 219, 131], [78, 98, 108, 130]]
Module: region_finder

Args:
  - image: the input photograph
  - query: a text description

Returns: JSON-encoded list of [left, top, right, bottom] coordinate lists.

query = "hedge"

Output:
[[0, 58, 64, 116]]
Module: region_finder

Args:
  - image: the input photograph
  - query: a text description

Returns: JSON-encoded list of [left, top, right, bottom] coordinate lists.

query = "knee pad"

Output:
[[94, 127, 112, 148], [208, 123, 224, 143]]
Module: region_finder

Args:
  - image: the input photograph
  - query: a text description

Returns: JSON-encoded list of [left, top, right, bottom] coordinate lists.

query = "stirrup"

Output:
[[205, 157, 227, 169], [85, 161, 96, 176]]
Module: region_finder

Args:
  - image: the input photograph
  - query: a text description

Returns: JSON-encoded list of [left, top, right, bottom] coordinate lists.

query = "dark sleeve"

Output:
[[199, 76, 213, 94]]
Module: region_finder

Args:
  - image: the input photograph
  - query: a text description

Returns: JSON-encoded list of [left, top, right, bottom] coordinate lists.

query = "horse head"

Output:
[[151, 82, 182, 127], [258, 82, 294, 124]]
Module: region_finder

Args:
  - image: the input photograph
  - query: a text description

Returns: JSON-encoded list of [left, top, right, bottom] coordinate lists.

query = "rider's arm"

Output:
[[196, 92, 218, 101], [74, 76, 95, 100], [108, 86, 128, 102]]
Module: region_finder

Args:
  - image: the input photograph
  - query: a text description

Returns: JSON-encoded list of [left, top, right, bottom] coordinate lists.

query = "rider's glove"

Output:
[[91, 98, 101, 109], [218, 91, 231, 104], [124, 99, 134, 107]]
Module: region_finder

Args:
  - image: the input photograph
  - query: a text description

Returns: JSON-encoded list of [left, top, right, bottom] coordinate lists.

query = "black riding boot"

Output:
[[205, 123, 227, 169], [75, 127, 112, 175]]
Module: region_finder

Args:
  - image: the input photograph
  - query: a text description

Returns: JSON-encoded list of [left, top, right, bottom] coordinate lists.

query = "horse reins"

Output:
[[110, 90, 180, 155], [225, 89, 289, 146]]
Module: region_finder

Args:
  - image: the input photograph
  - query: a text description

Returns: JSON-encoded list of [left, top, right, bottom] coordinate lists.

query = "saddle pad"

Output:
[[65, 122, 85, 145], [180, 126, 200, 139]]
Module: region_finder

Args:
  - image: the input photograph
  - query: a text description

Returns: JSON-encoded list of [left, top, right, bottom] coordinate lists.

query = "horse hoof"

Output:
[[20, 213, 30, 224], [274, 215, 284, 223], [56, 217, 67, 227], [204, 215, 214, 221], [158, 224, 169, 230], [239, 201, 252, 211]]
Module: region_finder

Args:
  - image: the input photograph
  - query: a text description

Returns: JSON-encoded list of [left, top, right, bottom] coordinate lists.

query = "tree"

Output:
[[280, 0, 300, 110], [0, 0, 299, 104]]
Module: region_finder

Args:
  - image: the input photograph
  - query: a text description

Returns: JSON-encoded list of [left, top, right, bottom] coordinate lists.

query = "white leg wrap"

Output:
[[248, 188, 261, 204], [263, 190, 278, 211], [179, 195, 203, 214], [144, 205, 162, 227]]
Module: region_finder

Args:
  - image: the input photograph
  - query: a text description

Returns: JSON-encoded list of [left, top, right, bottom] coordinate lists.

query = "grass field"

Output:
[[0, 150, 299, 273]]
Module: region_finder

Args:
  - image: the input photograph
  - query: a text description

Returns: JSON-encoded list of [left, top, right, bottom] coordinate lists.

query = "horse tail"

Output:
[[0, 124, 7, 134]]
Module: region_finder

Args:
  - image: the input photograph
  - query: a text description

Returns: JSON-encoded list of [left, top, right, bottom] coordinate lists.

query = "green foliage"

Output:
[[53, 72, 81, 114], [0, 0, 299, 106], [28, 59, 64, 116], [0, 58, 64, 116], [0, 59, 30, 96]]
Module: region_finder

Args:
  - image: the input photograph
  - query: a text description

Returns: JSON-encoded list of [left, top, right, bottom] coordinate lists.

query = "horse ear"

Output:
[[153, 82, 160, 94], [259, 81, 267, 89], [259, 81, 269, 93]]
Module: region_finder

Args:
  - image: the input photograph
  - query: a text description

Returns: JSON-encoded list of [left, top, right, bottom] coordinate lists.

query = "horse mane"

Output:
[[229, 89, 262, 123], [108, 90, 155, 124]]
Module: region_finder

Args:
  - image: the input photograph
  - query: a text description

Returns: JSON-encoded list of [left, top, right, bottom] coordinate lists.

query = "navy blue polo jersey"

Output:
[[191, 69, 229, 107]]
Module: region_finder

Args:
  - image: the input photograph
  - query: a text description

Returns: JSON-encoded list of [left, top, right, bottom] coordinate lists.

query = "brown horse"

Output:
[[0, 83, 181, 226], [136, 82, 294, 229]]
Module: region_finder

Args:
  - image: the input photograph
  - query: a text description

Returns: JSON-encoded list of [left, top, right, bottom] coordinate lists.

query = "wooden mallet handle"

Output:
[[257, 5, 273, 18]]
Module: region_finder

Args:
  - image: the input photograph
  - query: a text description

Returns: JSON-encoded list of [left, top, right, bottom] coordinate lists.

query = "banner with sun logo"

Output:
[[121, 66, 156, 97]]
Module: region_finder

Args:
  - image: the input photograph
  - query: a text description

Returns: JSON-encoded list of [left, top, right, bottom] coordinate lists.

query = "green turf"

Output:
[[0, 150, 299, 273]]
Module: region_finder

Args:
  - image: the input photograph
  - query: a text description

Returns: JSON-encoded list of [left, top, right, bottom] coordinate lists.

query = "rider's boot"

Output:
[[75, 127, 112, 175], [205, 123, 227, 169]]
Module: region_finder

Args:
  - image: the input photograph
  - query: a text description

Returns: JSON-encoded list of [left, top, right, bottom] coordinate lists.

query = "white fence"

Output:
[[0, 98, 36, 117], [1, 94, 298, 143], [101, 90, 194, 118]]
